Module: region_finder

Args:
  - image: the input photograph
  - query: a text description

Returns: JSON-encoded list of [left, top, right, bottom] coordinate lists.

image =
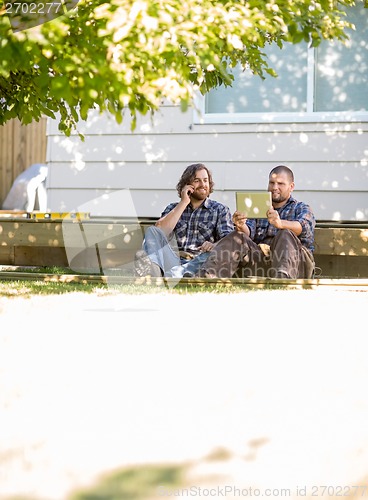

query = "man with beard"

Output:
[[134, 163, 234, 278], [196, 165, 316, 279]]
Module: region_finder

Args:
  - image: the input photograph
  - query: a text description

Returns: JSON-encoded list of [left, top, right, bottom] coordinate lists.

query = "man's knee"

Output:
[[271, 229, 300, 256], [144, 225, 170, 247], [274, 228, 298, 244], [145, 225, 165, 239]]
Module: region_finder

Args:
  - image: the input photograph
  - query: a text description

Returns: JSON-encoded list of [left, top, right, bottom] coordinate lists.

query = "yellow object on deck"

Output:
[[0, 211, 90, 220], [29, 212, 90, 221]]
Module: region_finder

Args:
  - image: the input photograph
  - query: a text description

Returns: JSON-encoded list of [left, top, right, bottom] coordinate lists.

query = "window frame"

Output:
[[194, 45, 368, 125]]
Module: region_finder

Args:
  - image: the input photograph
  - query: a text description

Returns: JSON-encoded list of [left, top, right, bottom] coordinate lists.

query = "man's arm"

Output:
[[267, 208, 302, 236], [232, 211, 251, 237], [155, 185, 193, 236]]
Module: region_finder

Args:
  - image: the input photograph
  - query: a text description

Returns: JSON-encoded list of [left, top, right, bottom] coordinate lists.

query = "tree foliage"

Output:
[[0, 0, 360, 135]]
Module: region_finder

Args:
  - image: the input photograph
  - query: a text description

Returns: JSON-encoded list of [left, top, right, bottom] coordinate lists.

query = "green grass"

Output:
[[3, 462, 188, 500], [0, 279, 276, 298], [0, 279, 106, 297], [0, 265, 103, 296], [69, 463, 186, 500], [0, 266, 289, 297]]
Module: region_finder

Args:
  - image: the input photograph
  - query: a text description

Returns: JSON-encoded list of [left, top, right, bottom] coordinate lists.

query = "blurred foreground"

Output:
[[0, 288, 367, 500]]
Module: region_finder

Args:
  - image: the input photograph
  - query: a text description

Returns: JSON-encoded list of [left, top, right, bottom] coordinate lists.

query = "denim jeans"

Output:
[[171, 252, 209, 278], [143, 226, 210, 277]]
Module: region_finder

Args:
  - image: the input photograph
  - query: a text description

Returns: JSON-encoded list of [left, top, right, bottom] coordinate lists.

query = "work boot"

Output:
[[134, 250, 162, 277]]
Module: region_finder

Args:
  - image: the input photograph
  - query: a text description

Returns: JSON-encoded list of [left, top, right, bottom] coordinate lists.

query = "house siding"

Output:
[[46, 105, 368, 221]]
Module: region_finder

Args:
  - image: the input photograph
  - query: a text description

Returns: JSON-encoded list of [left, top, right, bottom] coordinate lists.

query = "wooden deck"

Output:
[[0, 215, 367, 279]]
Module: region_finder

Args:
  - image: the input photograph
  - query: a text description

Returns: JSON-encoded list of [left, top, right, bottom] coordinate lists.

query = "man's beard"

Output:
[[272, 193, 287, 204], [191, 189, 208, 201]]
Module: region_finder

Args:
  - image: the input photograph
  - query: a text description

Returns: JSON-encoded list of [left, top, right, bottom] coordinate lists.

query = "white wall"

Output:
[[46, 104, 368, 221]]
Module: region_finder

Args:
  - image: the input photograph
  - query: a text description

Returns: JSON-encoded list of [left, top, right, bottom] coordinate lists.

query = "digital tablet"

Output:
[[235, 191, 272, 218]]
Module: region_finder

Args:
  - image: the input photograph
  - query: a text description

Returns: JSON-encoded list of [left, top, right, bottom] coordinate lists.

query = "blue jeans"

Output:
[[143, 226, 209, 278]]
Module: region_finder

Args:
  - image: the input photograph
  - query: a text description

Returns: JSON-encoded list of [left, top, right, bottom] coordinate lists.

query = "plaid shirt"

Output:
[[162, 198, 234, 256], [246, 196, 316, 252]]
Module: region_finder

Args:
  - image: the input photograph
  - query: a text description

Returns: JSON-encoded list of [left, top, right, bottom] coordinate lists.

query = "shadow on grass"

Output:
[[69, 465, 368, 500], [69, 463, 186, 500]]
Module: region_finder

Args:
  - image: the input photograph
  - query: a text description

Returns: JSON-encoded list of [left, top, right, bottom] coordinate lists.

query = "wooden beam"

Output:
[[314, 227, 368, 257], [0, 218, 367, 278]]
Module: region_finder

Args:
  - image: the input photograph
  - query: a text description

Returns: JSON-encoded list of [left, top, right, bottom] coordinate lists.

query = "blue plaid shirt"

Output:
[[246, 196, 316, 252], [162, 198, 234, 255]]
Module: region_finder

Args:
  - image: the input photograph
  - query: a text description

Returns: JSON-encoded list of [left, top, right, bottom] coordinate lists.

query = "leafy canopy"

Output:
[[0, 0, 359, 135]]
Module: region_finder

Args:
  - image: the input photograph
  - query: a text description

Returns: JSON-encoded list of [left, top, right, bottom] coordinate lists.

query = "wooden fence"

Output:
[[0, 117, 47, 207]]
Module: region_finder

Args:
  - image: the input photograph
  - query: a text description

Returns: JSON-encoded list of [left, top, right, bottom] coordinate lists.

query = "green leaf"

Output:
[[0, 0, 357, 135]]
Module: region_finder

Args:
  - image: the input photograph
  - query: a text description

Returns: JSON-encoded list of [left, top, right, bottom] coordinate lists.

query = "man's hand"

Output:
[[267, 207, 303, 236], [181, 184, 194, 205], [199, 241, 215, 253], [267, 207, 283, 229], [232, 211, 247, 231]]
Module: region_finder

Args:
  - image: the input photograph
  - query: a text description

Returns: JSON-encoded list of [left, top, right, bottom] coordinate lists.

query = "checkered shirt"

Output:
[[162, 198, 234, 255], [246, 196, 316, 252]]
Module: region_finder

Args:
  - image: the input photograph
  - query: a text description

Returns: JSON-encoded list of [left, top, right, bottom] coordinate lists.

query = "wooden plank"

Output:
[[0, 220, 64, 246], [13, 246, 69, 267], [12, 118, 47, 176], [0, 118, 47, 207], [61, 221, 143, 245], [0, 210, 28, 216], [315, 255, 368, 278], [314, 227, 368, 256], [79, 221, 143, 238], [67, 247, 136, 271], [27, 119, 47, 166], [0, 218, 367, 278], [0, 121, 14, 205], [62, 223, 144, 269], [1, 219, 367, 254], [0, 246, 14, 265], [4, 245, 367, 278], [12, 119, 24, 178]]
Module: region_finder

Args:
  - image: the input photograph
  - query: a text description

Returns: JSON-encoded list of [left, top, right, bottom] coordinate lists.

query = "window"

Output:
[[200, 4, 368, 122]]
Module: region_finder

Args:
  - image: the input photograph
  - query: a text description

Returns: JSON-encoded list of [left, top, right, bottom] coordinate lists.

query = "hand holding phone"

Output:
[[182, 184, 194, 202]]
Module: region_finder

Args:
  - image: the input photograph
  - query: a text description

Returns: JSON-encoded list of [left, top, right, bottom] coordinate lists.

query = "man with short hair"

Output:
[[196, 165, 316, 279], [135, 163, 234, 277]]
